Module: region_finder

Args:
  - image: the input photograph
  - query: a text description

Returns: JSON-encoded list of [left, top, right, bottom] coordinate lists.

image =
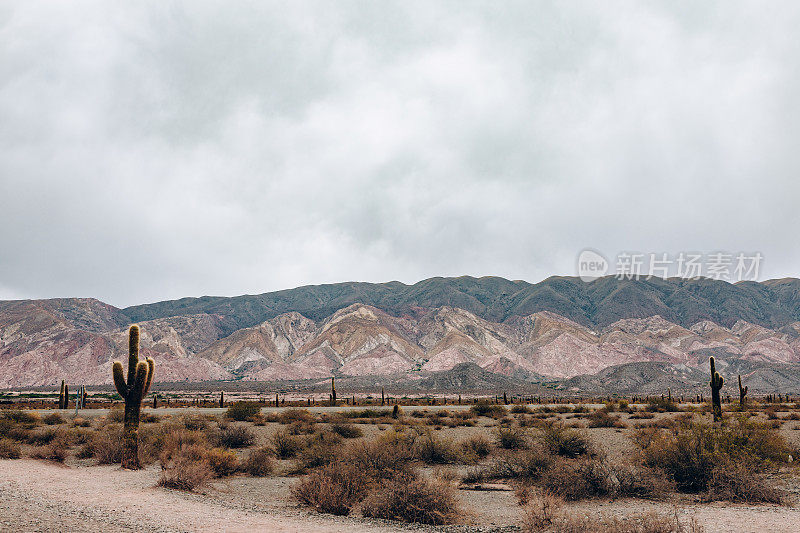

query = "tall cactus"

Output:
[[58, 380, 66, 409], [738, 375, 748, 408], [219, 391, 224, 408], [331, 376, 336, 405], [709, 357, 724, 422], [112, 324, 154, 469]]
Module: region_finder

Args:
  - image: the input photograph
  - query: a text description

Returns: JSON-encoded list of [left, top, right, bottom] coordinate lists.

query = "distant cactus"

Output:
[[381, 387, 385, 406], [738, 375, 748, 408], [503, 391, 508, 405], [58, 380, 66, 409], [392, 404, 399, 419], [112, 324, 154, 469], [219, 391, 224, 408], [331, 376, 336, 405], [709, 357, 724, 422], [63, 383, 69, 410]]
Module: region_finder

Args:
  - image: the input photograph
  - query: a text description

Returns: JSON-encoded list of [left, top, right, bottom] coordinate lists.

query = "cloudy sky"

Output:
[[2, 1, 799, 307]]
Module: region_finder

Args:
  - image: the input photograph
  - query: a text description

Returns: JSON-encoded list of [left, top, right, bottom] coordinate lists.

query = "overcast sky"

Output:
[[2, 1, 799, 307]]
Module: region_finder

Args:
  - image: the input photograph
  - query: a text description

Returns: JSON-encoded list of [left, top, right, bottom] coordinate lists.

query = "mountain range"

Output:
[[3, 276, 800, 392]]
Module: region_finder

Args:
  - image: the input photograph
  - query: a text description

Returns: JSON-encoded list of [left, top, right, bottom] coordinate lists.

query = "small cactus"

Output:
[[112, 324, 154, 469], [709, 357, 724, 422], [738, 375, 748, 408]]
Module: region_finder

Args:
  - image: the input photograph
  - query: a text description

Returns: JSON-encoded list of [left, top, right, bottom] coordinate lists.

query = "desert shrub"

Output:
[[159, 447, 214, 491], [413, 431, 459, 464], [225, 401, 261, 421], [484, 448, 553, 481], [27, 427, 62, 446], [204, 447, 239, 477], [522, 491, 696, 533], [588, 410, 624, 428], [92, 423, 124, 464], [31, 443, 69, 462], [540, 425, 592, 458], [0, 438, 21, 459], [2, 410, 41, 425], [286, 420, 316, 435], [217, 423, 255, 448], [292, 460, 369, 515], [71, 417, 91, 428], [362, 474, 460, 525], [271, 430, 303, 459], [107, 407, 125, 423], [43, 412, 65, 425], [342, 408, 393, 419], [243, 446, 275, 476], [494, 426, 529, 449], [330, 422, 363, 438], [279, 408, 315, 424], [539, 456, 615, 501], [179, 414, 210, 431], [348, 437, 415, 480], [293, 436, 338, 473], [470, 403, 508, 418], [636, 418, 790, 501], [461, 434, 492, 459], [646, 398, 679, 413], [157, 428, 208, 465], [512, 404, 533, 414], [140, 412, 160, 424]]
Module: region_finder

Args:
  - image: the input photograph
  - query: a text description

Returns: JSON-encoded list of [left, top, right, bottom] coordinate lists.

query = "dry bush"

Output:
[[271, 430, 303, 459], [243, 446, 275, 476], [43, 412, 65, 425], [205, 447, 239, 477], [636, 418, 791, 501], [31, 433, 70, 463], [178, 414, 211, 431], [413, 430, 460, 464], [461, 434, 493, 460], [588, 410, 625, 428], [540, 456, 616, 501], [361, 474, 460, 525], [523, 492, 701, 533], [540, 425, 592, 458], [646, 398, 680, 413], [0, 438, 21, 459], [292, 460, 369, 515], [286, 420, 316, 435], [93, 423, 124, 464], [512, 404, 534, 414], [330, 422, 363, 438], [2, 410, 41, 425], [279, 409, 315, 424], [140, 412, 160, 424], [293, 438, 337, 473], [159, 447, 214, 491], [26, 427, 60, 446], [482, 447, 553, 482], [71, 417, 91, 428], [494, 426, 529, 449], [107, 407, 125, 423], [225, 401, 261, 422], [470, 403, 509, 418], [217, 423, 255, 448]]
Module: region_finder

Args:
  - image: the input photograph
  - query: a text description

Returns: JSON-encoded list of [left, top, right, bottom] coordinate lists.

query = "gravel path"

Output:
[[0, 460, 402, 533]]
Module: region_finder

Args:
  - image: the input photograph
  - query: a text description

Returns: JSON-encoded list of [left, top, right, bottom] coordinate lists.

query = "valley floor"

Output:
[[1, 458, 798, 533]]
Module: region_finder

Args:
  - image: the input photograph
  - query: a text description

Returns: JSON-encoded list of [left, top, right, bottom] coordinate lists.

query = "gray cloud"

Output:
[[2, 0, 799, 306]]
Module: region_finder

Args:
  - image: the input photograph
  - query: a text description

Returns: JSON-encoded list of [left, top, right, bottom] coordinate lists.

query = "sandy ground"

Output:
[[2, 459, 799, 533], [0, 460, 410, 533]]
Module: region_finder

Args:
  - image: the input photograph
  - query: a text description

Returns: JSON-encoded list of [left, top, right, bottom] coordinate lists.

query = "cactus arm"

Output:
[[112, 361, 128, 398], [127, 325, 140, 387], [132, 361, 149, 400], [142, 357, 155, 397]]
